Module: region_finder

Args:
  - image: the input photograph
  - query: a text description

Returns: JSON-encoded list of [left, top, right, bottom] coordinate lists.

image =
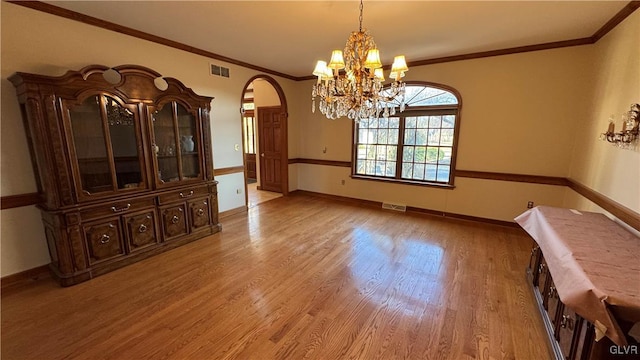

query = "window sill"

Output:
[[351, 174, 456, 189]]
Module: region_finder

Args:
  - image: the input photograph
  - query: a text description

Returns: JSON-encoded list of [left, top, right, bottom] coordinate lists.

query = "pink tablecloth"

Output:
[[515, 206, 640, 346]]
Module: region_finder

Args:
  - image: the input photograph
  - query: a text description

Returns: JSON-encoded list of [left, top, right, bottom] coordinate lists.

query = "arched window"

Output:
[[352, 82, 461, 187]]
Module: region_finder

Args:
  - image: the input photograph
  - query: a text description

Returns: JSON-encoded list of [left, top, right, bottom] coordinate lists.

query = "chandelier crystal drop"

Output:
[[311, 0, 408, 122]]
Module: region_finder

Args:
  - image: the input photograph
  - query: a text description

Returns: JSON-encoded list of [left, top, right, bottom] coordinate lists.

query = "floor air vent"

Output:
[[382, 202, 407, 212]]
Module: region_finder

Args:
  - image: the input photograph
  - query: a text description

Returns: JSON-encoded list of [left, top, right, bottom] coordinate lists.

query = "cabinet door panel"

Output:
[[153, 104, 180, 184], [125, 211, 159, 252], [189, 198, 211, 231], [177, 104, 200, 179], [69, 95, 113, 195], [84, 219, 124, 264], [538, 257, 549, 298], [557, 305, 580, 359], [105, 96, 145, 190], [546, 279, 561, 332], [161, 204, 187, 240], [529, 243, 541, 285], [68, 95, 146, 199]]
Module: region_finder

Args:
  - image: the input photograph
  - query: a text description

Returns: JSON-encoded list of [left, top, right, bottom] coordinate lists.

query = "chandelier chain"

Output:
[[359, 0, 363, 32]]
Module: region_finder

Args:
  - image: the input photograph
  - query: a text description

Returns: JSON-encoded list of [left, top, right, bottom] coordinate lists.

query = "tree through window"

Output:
[[352, 82, 461, 187]]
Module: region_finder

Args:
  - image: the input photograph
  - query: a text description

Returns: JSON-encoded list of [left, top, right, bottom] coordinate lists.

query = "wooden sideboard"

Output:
[[517, 206, 640, 360], [10, 65, 221, 286]]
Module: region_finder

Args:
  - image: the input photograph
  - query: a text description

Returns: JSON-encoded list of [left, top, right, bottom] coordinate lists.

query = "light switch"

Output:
[[234, 144, 240, 151]]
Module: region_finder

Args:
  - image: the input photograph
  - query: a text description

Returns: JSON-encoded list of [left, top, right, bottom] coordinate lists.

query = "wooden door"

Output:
[[258, 106, 284, 193], [245, 154, 257, 180]]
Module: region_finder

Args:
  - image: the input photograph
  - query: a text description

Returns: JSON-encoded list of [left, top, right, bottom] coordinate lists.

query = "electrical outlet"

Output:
[[527, 201, 534, 209], [236, 189, 242, 194]]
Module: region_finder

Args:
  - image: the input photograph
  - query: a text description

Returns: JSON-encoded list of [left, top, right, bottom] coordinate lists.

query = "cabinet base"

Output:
[[50, 224, 221, 287]]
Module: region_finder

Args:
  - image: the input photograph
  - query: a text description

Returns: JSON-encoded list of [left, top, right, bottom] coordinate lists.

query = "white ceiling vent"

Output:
[[210, 64, 230, 78], [382, 202, 407, 212]]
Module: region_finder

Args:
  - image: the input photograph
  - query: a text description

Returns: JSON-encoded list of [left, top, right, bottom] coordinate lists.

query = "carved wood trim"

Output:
[[0, 192, 41, 209], [213, 166, 245, 176], [566, 178, 640, 232]]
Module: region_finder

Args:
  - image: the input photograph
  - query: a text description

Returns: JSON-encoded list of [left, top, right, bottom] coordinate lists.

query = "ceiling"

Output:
[[45, 1, 630, 78]]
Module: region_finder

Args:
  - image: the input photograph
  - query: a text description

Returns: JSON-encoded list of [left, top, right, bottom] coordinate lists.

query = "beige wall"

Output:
[[564, 11, 640, 215], [297, 45, 595, 221], [0, 2, 298, 276]]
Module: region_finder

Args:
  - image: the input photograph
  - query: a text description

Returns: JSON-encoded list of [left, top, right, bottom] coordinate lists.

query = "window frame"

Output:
[[350, 81, 462, 188]]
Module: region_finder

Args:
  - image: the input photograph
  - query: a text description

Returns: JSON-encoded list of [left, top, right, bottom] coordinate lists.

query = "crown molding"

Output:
[[7, 1, 638, 82]]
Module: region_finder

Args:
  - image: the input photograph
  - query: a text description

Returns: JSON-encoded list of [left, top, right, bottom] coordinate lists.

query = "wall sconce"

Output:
[[600, 103, 639, 149]]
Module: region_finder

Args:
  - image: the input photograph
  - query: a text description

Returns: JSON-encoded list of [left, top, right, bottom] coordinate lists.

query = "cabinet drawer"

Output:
[[537, 257, 550, 295], [80, 197, 155, 221], [544, 276, 561, 332], [189, 197, 211, 231], [529, 244, 541, 284], [124, 210, 159, 252], [160, 204, 188, 240], [83, 218, 125, 265], [158, 186, 209, 205], [557, 305, 582, 359]]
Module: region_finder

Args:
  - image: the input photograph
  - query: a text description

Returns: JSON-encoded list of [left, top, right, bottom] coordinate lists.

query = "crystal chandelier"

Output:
[[311, 0, 409, 122]]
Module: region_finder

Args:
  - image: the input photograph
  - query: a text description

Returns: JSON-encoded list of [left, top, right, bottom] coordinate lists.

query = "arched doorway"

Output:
[[240, 75, 289, 208]]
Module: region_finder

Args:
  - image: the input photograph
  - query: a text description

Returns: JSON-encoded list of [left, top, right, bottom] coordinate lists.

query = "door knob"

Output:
[[261, 153, 265, 157]]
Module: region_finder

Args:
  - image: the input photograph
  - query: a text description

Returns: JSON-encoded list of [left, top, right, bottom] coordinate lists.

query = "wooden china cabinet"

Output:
[[10, 64, 221, 286]]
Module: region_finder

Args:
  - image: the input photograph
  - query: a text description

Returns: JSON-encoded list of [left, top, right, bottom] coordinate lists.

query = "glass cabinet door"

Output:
[[152, 102, 201, 185], [176, 104, 199, 179], [68, 95, 145, 198]]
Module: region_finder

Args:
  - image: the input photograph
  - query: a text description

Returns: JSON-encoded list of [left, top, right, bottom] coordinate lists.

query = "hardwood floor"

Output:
[[248, 182, 282, 208], [1, 193, 550, 360]]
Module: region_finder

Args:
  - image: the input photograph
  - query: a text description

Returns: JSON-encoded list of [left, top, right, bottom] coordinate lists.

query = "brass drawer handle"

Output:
[[171, 215, 180, 224], [560, 315, 574, 330], [138, 224, 147, 233], [548, 286, 556, 298], [100, 234, 110, 244], [179, 191, 194, 198], [530, 246, 539, 256], [111, 203, 131, 213], [538, 263, 546, 274], [197, 208, 205, 216]]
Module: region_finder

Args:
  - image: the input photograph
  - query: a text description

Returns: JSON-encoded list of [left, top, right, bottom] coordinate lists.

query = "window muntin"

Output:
[[356, 117, 400, 177], [353, 83, 460, 186]]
